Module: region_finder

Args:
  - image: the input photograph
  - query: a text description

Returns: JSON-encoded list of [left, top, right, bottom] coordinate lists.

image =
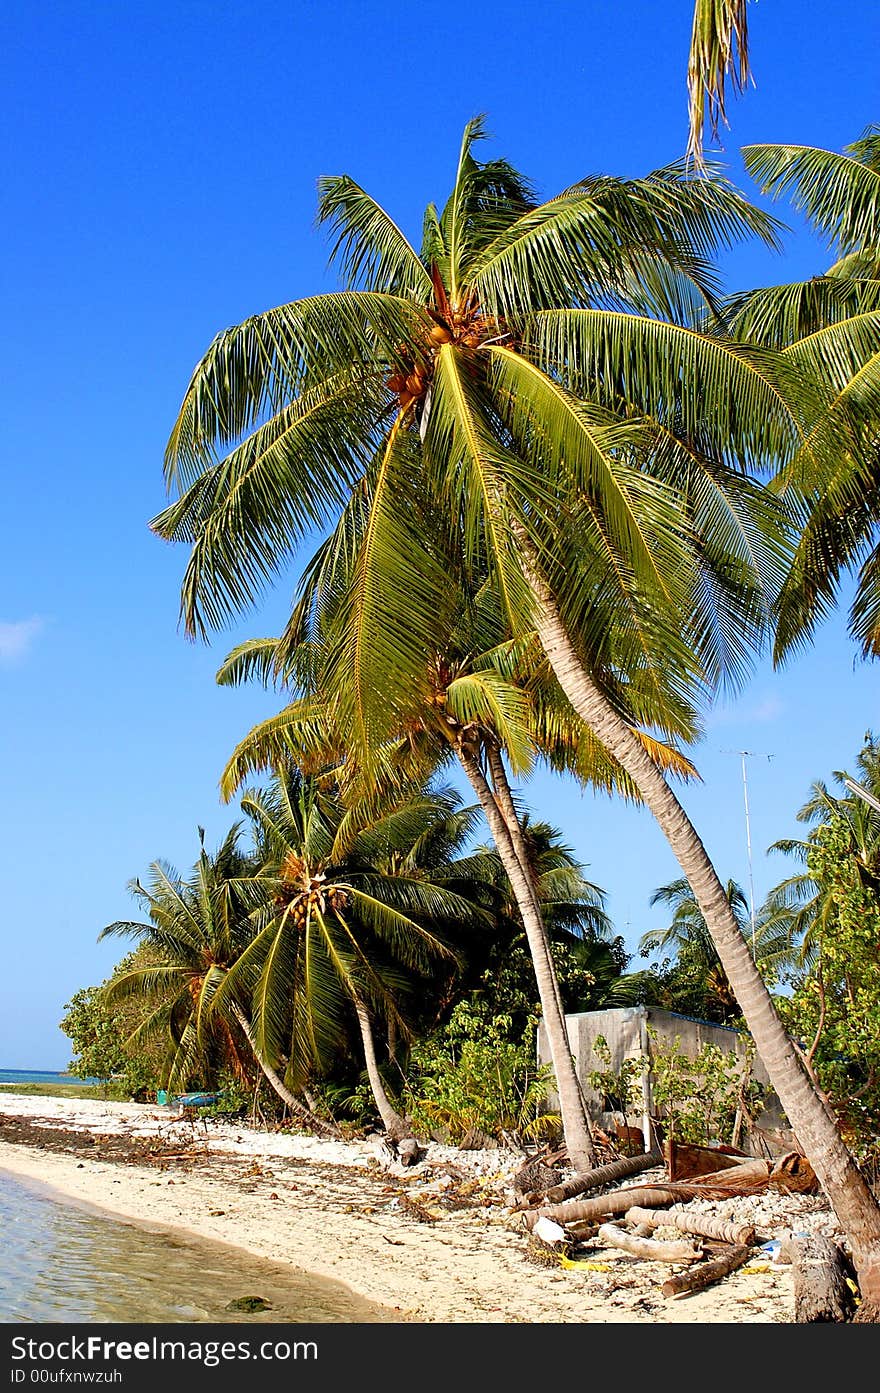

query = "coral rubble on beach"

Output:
[[0, 1094, 848, 1323]]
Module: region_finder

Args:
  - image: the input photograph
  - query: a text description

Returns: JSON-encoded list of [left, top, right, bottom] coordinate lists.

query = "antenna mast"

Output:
[[721, 749, 773, 955]]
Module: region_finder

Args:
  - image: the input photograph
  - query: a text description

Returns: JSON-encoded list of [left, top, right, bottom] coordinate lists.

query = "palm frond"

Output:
[[163, 292, 429, 488], [154, 378, 383, 638], [427, 344, 533, 632], [221, 698, 339, 800], [742, 140, 880, 255], [317, 175, 433, 297], [726, 277, 880, 347], [528, 309, 815, 474], [686, 0, 751, 167], [323, 412, 454, 756]]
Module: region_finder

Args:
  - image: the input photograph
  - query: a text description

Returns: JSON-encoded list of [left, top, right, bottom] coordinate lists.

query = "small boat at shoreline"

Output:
[[155, 1090, 220, 1110]]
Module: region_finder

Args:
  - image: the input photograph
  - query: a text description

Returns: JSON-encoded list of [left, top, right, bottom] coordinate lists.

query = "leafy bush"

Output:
[[586, 1033, 649, 1120], [586, 1030, 765, 1146], [402, 999, 558, 1144], [649, 1033, 765, 1146], [60, 949, 168, 1100]]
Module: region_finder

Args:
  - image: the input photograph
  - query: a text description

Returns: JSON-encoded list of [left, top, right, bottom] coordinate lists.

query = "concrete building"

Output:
[[537, 1005, 787, 1154]]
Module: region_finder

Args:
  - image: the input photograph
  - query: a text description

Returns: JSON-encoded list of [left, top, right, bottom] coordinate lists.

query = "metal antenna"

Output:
[[721, 749, 774, 954], [844, 777, 880, 814]]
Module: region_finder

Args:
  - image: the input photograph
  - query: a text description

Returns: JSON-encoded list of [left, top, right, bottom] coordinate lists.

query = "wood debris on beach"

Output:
[[504, 1134, 863, 1318], [0, 1093, 861, 1323]]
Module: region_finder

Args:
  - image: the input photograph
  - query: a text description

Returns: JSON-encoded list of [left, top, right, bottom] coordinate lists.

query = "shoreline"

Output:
[[0, 1093, 825, 1323]]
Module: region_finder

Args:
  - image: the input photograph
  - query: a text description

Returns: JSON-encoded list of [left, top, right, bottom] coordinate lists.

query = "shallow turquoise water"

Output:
[[0, 1070, 101, 1086], [0, 1169, 393, 1323]]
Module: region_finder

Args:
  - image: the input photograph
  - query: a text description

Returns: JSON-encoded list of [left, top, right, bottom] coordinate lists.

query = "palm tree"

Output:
[[501, 814, 612, 943], [731, 129, 880, 660], [761, 736, 880, 1064], [215, 547, 697, 1172], [99, 825, 338, 1134], [153, 127, 880, 1304], [216, 771, 486, 1139], [640, 876, 751, 1022]]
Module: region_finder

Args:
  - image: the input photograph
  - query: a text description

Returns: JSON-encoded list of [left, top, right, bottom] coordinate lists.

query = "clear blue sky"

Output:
[[2, 1, 877, 1069]]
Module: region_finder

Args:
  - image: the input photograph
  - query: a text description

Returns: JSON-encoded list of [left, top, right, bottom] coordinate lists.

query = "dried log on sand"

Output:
[[524, 1185, 679, 1231], [661, 1245, 752, 1298], [686, 1159, 770, 1189], [597, 1222, 701, 1263], [542, 1149, 663, 1205], [624, 1204, 756, 1247], [789, 1234, 855, 1322], [526, 1155, 801, 1233]]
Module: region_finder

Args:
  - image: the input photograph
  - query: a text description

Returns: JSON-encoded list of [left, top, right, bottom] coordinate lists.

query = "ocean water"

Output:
[[0, 1070, 102, 1087], [0, 1170, 394, 1324]]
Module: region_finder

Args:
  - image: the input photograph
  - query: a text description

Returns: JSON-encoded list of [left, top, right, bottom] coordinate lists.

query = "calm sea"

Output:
[[0, 1069, 102, 1087], [0, 1169, 394, 1323]]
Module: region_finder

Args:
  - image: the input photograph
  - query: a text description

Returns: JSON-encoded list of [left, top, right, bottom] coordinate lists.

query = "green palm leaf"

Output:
[[164, 291, 430, 486], [317, 175, 433, 297], [743, 136, 880, 256]]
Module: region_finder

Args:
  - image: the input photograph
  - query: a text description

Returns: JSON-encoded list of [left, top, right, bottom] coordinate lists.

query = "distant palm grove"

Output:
[[62, 8, 880, 1312]]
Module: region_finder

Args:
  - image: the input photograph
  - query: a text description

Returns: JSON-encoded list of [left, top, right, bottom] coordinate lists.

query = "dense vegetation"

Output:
[[62, 735, 880, 1177], [59, 17, 880, 1304]]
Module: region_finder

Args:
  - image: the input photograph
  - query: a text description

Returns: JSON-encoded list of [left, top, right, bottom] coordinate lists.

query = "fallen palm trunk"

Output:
[[664, 1138, 749, 1181], [687, 1159, 770, 1188], [661, 1244, 752, 1298], [525, 1158, 784, 1232], [597, 1222, 701, 1263], [541, 1149, 663, 1205], [789, 1234, 855, 1322], [524, 1184, 680, 1231], [624, 1204, 756, 1247], [670, 1154, 817, 1200], [656, 1159, 773, 1200]]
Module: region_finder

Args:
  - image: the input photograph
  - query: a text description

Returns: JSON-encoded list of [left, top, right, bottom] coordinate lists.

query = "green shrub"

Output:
[[648, 1033, 765, 1145], [402, 1000, 558, 1144]]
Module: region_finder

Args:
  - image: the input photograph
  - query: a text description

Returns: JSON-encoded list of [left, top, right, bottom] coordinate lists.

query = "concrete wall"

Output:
[[537, 1005, 772, 1118]]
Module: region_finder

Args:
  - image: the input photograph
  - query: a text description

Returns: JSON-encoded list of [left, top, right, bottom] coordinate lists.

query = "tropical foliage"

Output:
[[763, 735, 880, 1169], [402, 999, 558, 1146], [215, 772, 493, 1135], [144, 121, 880, 1301], [61, 948, 170, 1099], [632, 875, 792, 1022], [732, 128, 880, 660], [97, 825, 261, 1094]]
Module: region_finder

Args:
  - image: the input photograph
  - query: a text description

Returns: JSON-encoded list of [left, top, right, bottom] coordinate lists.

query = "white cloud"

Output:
[[0, 618, 44, 665]]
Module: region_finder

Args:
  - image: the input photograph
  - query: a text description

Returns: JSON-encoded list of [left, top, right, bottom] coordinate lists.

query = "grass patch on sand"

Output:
[[0, 1082, 131, 1101]]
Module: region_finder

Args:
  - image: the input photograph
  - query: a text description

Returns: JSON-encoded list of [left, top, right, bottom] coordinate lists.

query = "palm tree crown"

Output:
[[733, 128, 880, 659], [155, 118, 805, 766], [99, 825, 259, 1091]]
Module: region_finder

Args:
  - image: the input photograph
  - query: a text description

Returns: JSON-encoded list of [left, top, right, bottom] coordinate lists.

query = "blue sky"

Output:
[[2, 1, 878, 1069]]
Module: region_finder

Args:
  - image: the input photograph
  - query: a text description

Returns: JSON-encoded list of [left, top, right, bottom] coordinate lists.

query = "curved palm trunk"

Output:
[[525, 563, 880, 1308], [484, 740, 570, 1034], [351, 992, 410, 1141], [230, 1002, 342, 1139], [457, 741, 597, 1173]]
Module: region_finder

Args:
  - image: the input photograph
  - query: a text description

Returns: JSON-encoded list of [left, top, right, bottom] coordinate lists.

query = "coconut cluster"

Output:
[[385, 283, 509, 411], [274, 852, 350, 925]]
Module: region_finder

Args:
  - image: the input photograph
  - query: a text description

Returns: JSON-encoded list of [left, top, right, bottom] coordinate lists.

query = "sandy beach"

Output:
[[0, 1093, 849, 1323]]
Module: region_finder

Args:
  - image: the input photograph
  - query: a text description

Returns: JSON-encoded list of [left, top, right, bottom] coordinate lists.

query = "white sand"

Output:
[[0, 1093, 832, 1323]]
